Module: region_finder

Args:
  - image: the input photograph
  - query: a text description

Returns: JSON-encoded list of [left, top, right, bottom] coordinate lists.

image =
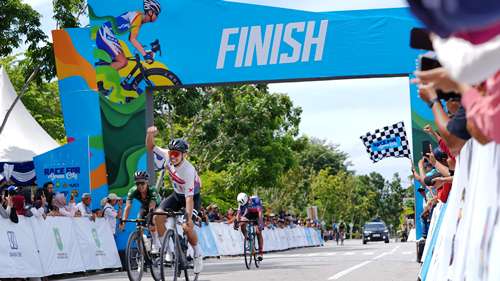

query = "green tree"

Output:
[[153, 85, 302, 193], [378, 173, 406, 231], [298, 137, 349, 176]]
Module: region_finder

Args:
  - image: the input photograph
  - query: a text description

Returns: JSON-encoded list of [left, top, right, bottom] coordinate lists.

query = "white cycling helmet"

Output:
[[237, 193, 248, 205], [144, 0, 161, 15]]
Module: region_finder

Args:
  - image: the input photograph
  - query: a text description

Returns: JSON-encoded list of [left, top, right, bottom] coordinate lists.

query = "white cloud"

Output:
[[270, 77, 413, 181]]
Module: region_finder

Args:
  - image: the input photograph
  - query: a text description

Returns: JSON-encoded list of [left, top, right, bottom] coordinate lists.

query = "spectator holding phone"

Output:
[[0, 187, 18, 223], [42, 182, 55, 212]]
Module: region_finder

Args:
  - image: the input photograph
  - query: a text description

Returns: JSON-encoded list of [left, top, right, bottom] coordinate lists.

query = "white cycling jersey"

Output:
[[153, 146, 201, 196]]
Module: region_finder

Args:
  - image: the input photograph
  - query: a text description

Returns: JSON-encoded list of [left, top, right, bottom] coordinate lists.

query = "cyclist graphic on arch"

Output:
[[91, 0, 182, 101]]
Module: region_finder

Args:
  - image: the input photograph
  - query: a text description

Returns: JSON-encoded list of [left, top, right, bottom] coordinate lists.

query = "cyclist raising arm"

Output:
[[234, 193, 265, 261], [146, 126, 203, 274]]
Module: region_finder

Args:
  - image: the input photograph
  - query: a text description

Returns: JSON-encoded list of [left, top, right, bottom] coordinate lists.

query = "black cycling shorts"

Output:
[[159, 192, 201, 214], [242, 212, 259, 222]]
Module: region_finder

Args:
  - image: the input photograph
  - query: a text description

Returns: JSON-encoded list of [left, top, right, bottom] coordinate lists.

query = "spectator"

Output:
[[33, 189, 48, 214], [415, 84, 468, 155], [199, 206, 209, 225], [102, 193, 122, 235], [30, 195, 47, 219], [0, 191, 11, 218], [50, 193, 79, 217], [208, 204, 222, 222], [278, 218, 285, 229], [12, 193, 32, 217], [0, 188, 18, 223], [76, 193, 94, 219], [224, 208, 236, 224], [415, 66, 499, 145], [42, 182, 55, 212]]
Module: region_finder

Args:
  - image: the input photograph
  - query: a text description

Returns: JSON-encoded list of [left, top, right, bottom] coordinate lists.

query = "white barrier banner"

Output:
[[227, 224, 244, 254], [420, 202, 444, 262], [210, 222, 232, 255], [73, 218, 121, 270], [32, 216, 85, 275], [422, 142, 500, 281], [0, 216, 43, 278]]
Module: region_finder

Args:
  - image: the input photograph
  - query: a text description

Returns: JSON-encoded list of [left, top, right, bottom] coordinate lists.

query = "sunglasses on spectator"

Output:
[[169, 150, 182, 158]]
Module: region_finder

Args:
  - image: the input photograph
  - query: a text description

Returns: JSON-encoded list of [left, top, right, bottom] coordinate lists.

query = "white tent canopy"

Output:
[[0, 66, 59, 163]]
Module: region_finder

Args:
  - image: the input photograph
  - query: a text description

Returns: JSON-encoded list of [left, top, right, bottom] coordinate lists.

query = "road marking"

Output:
[[402, 251, 413, 255], [307, 253, 319, 257], [344, 252, 355, 256], [327, 246, 401, 280], [327, 252, 336, 256], [362, 252, 374, 255]]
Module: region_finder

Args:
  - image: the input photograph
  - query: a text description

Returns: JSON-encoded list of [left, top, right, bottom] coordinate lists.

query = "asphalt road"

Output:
[[60, 239, 420, 281]]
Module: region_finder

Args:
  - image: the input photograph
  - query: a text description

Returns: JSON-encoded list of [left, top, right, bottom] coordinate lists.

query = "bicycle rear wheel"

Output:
[[160, 230, 179, 281], [244, 233, 253, 269], [126, 231, 145, 281]]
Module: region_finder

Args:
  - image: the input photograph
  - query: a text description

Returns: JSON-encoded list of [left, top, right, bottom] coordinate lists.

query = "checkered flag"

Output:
[[360, 121, 411, 163]]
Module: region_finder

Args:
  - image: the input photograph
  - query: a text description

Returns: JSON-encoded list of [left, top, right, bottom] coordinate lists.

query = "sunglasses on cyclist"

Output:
[[168, 150, 182, 158], [136, 181, 147, 186]]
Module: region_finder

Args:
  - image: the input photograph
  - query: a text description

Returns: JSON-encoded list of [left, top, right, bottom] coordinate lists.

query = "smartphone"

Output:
[[422, 140, 432, 155], [438, 91, 461, 101], [419, 55, 441, 71], [419, 55, 461, 100], [410, 28, 433, 50]]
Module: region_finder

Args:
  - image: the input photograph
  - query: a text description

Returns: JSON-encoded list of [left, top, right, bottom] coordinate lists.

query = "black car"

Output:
[[362, 222, 390, 244]]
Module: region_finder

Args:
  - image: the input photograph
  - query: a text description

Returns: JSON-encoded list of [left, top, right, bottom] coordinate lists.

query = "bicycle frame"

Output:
[[153, 211, 192, 269], [123, 54, 154, 88]]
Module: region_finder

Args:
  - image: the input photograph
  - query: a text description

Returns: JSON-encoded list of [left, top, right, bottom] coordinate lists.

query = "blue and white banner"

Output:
[[33, 138, 91, 204], [0, 161, 36, 186], [85, 0, 420, 88]]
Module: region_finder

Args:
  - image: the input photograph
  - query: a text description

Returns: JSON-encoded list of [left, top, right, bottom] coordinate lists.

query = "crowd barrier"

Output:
[[199, 223, 323, 257], [419, 141, 500, 281], [0, 217, 121, 278], [0, 216, 322, 278]]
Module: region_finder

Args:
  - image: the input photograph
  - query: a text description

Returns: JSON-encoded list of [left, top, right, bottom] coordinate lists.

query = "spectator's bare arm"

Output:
[[417, 85, 466, 155], [423, 124, 441, 142]]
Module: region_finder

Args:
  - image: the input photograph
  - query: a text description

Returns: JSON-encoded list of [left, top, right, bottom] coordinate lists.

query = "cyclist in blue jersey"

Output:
[[234, 193, 265, 261], [95, 0, 161, 72]]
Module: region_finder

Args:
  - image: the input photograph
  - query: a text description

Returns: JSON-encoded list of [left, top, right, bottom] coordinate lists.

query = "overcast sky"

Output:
[[24, 0, 414, 184]]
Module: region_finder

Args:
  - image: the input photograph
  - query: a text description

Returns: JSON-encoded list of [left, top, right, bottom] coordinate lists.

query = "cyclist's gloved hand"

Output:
[[144, 51, 155, 64], [233, 221, 239, 231]]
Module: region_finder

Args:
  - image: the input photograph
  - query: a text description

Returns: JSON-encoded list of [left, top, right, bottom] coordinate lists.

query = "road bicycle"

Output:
[[154, 209, 199, 281], [122, 217, 162, 281]]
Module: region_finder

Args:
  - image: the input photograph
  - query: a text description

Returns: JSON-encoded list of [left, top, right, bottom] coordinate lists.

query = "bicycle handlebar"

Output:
[[151, 210, 185, 217], [121, 218, 146, 223], [236, 219, 259, 224]]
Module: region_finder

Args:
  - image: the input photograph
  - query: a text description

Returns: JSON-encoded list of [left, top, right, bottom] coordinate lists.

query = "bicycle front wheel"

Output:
[[254, 235, 260, 268], [160, 230, 179, 281], [244, 234, 253, 269], [150, 240, 162, 281], [126, 231, 145, 281]]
